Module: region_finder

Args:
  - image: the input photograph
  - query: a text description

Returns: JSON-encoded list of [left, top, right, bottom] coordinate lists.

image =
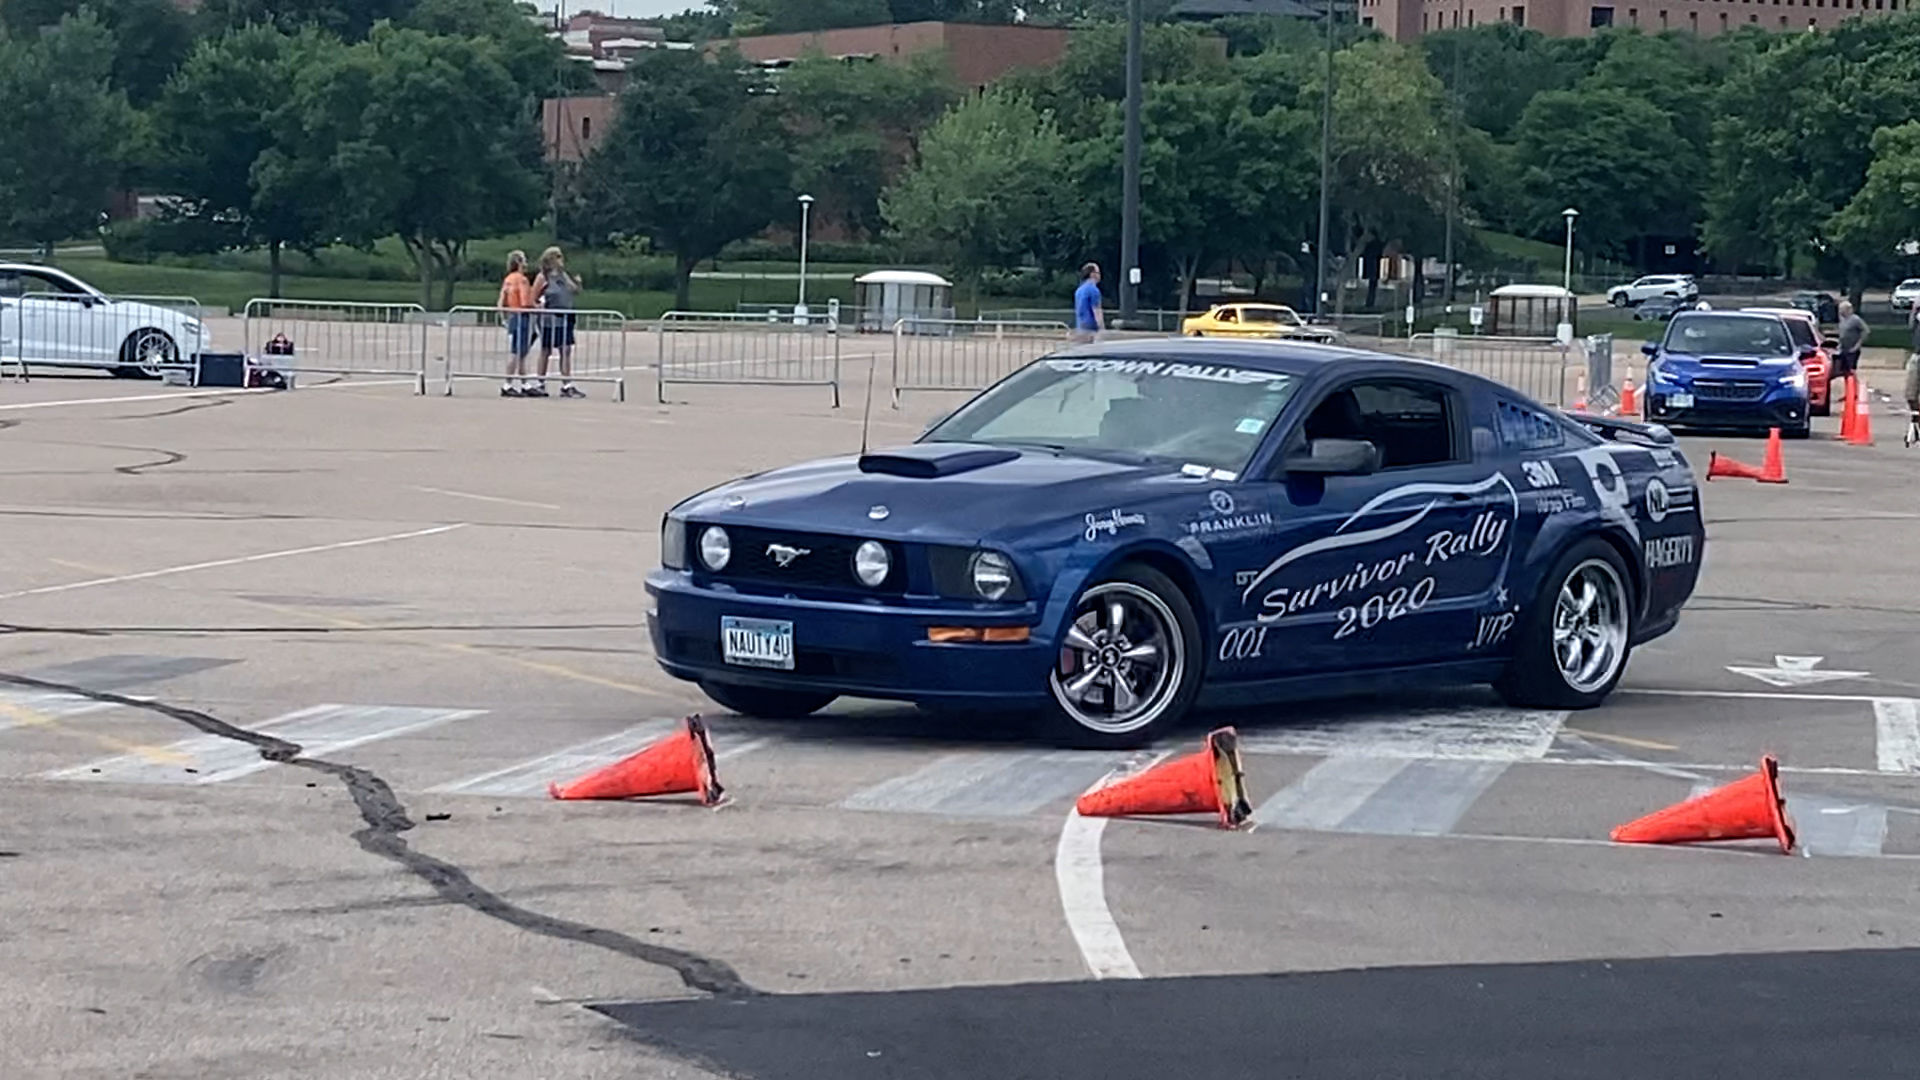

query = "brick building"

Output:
[[1362, 0, 1913, 39]]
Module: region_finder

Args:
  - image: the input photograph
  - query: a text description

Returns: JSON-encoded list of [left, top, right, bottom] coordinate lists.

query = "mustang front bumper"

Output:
[[646, 570, 1056, 708]]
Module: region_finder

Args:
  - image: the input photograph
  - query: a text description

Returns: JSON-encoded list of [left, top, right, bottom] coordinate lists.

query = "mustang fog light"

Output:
[[853, 540, 891, 587], [970, 550, 1014, 600], [698, 526, 731, 571]]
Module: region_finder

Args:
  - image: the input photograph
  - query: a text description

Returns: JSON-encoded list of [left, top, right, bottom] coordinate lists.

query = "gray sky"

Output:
[[586, 0, 713, 16]]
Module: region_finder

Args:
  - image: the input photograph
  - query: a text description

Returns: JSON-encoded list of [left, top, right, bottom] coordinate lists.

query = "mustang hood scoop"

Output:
[[857, 444, 1022, 478]]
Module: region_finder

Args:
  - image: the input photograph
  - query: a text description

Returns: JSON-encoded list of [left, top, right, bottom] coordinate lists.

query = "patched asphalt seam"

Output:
[[0, 670, 757, 1000]]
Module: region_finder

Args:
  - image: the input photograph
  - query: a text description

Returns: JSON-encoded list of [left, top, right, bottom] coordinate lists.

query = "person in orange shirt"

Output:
[[498, 250, 535, 397]]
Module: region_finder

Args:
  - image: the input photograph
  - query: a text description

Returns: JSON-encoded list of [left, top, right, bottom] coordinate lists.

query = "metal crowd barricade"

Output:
[[654, 310, 842, 406], [439, 306, 629, 401], [890, 317, 1070, 407], [242, 298, 429, 393], [7, 293, 204, 378], [1382, 333, 1575, 407]]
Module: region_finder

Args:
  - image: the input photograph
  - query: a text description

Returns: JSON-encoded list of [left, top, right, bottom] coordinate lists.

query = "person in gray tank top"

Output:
[[531, 245, 585, 398]]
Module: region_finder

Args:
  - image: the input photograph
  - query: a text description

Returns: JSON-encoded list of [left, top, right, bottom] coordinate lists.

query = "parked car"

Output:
[[1632, 296, 1690, 322], [1607, 275, 1699, 308], [1181, 303, 1341, 344], [1891, 279, 1920, 314], [1789, 291, 1839, 325], [1641, 311, 1814, 438], [0, 263, 207, 378], [1740, 307, 1833, 416], [648, 339, 1705, 748]]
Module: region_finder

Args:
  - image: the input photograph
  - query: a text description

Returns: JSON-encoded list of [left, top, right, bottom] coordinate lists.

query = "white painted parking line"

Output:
[[47, 704, 481, 785], [1237, 707, 1569, 762], [1252, 756, 1411, 831], [1873, 698, 1920, 773], [1334, 760, 1513, 837], [0, 525, 465, 601], [841, 749, 1131, 818], [1788, 795, 1889, 858], [0, 689, 122, 727]]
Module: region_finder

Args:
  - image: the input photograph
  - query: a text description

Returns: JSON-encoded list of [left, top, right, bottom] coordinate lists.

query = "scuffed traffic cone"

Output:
[[549, 715, 724, 805], [1611, 755, 1795, 854], [1757, 426, 1788, 482], [1847, 376, 1874, 446], [1705, 450, 1767, 481], [1619, 373, 1638, 416], [1075, 727, 1252, 830]]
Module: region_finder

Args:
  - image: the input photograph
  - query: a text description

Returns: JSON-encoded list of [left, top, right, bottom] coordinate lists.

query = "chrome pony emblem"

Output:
[[765, 544, 810, 568]]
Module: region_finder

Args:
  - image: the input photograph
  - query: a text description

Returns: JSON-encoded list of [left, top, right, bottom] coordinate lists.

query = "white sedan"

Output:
[[0, 263, 208, 378], [1606, 275, 1698, 307], [1890, 278, 1920, 313]]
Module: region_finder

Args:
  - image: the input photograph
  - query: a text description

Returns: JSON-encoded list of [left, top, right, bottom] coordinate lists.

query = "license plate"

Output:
[[721, 616, 794, 671], [1668, 392, 1694, 409]]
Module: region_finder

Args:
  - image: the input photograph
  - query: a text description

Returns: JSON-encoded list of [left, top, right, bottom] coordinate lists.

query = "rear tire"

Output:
[[1494, 538, 1636, 710], [1036, 563, 1202, 750], [115, 328, 178, 380], [698, 681, 836, 719], [1611, 293, 1629, 308]]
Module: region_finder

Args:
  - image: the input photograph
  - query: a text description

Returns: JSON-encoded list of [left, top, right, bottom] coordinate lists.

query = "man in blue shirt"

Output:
[[1072, 263, 1104, 343]]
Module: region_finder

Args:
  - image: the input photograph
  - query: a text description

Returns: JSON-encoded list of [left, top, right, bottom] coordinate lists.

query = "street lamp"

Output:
[[1315, 0, 1335, 317], [796, 194, 815, 320], [1561, 207, 1579, 293]]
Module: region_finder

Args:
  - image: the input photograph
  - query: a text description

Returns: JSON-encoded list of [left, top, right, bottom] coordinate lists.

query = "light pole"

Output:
[[796, 193, 815, 320], [1562, 207, 1579, 293], [1120, 0, 1143, 327], [1314, 0, 1335, 318]]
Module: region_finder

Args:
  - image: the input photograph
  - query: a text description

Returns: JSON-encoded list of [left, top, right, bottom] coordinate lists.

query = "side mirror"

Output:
[[1640, 341, 1659, 357], [1284, 438, 1380, 476]]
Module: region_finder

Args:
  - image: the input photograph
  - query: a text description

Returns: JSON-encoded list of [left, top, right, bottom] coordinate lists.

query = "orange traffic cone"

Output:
[[1846, 376, 1874, 446], [1611, 755, 1796, 854], [549, 715, 724, 805], [1619, 373, 1638, 416], [1758, 426, 1787, 482], [1838, 375, 1858, 441], [1074, 727, 1252, 830]]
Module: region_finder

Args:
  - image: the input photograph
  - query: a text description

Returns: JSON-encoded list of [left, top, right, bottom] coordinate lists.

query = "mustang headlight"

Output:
[[661, 515, 687, 570], [853, 540, 891, 587], [970, 550, 1015, 601], [698, 525, 730, 571]]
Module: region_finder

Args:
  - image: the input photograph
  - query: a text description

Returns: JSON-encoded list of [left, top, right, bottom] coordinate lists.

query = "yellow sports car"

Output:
[[1180, 303, 1341, 343]]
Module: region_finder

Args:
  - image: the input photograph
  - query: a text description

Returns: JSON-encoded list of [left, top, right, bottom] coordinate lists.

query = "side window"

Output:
[[20, 271, 83, 298], [1494, 397, 1565, 452], [1302, 379, 1460, 469], [0, 272, 21, 299]]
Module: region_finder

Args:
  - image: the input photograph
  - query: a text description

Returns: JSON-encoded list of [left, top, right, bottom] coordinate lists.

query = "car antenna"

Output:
[[858, 324, 879, 456]]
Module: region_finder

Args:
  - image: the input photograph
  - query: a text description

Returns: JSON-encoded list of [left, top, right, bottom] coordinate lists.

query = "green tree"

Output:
[[404, 0, 593, 104], [779, 51, 959, 240], [881, 86, 1068, 293], [0, 13, 134, 253], [292, 25, 546, 307], [0, 0, 197, 106], [1420, 25, 1583, 140], [152, 26, 342, 295], [200, 0, 418, 40], [1828, 121, 1920, 277], [1323, 39, 1450, 300], [1510, 87, 1697, 263], [578, 49, 794, 308]]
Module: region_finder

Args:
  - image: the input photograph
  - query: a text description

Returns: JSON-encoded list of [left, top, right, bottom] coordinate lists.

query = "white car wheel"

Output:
[[120, 329, 179, 379]]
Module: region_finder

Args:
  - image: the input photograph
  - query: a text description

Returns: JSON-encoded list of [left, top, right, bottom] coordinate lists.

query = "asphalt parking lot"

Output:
[[2, 367, 1918, 1079]]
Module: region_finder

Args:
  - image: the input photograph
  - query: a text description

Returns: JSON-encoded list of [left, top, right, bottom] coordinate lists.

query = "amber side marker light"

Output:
[[928, 626, 1031, 643]]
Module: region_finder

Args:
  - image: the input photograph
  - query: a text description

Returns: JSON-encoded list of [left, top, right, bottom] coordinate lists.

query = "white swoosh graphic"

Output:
[[1240, 473, 1520, 605]]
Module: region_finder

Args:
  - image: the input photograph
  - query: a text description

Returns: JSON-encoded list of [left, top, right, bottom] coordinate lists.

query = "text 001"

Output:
[[721, 616, 795, 670]]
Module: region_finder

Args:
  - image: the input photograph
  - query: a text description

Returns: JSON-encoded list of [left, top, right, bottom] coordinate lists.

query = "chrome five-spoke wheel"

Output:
[[1553, 558, 1629, 695], [1048, 579, 1187, 741]]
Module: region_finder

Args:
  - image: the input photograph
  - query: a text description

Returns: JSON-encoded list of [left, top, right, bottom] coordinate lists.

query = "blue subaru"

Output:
[[647, 340, 1705, 748], [1640, 311, 1814, 438]]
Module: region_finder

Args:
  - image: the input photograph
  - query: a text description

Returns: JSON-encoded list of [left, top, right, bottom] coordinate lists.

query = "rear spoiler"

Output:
[[1563, 412, 1676, 447]]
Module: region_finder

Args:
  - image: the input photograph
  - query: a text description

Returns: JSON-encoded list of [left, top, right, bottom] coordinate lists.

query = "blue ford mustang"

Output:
[[1641, 311, 1814, 438], [647, 340, 1705, 748]]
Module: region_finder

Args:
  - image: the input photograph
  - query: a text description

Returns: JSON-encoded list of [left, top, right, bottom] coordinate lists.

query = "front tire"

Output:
[[116, 328, 179, 379], [699, 681, 836, 719], [1611, 293, 1629, 308], [1494, 538, 1635, 710], [1037, 563, 1202, 749]]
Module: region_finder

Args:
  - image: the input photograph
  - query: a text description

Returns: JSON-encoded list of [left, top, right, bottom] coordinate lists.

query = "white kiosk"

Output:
[[855, 270, 954, 333]]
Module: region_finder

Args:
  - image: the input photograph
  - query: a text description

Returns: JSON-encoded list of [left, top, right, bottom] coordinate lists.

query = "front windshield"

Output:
[[1240, 307, 1299, 326], [1664, 315, 1793, 357], [924, 356, 1299, 476]]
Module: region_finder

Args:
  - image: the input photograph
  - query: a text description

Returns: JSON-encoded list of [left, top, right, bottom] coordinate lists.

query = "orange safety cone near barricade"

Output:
[[549, 715, 725, 805], [1074, 727, 1253, 830], [1847, 376, 1874, 446], [1705, 427, 1788, 483], [1838, 376, 1857, 441], [1611, 755, 1796, 854], [1619, 372, 1638, 416]]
